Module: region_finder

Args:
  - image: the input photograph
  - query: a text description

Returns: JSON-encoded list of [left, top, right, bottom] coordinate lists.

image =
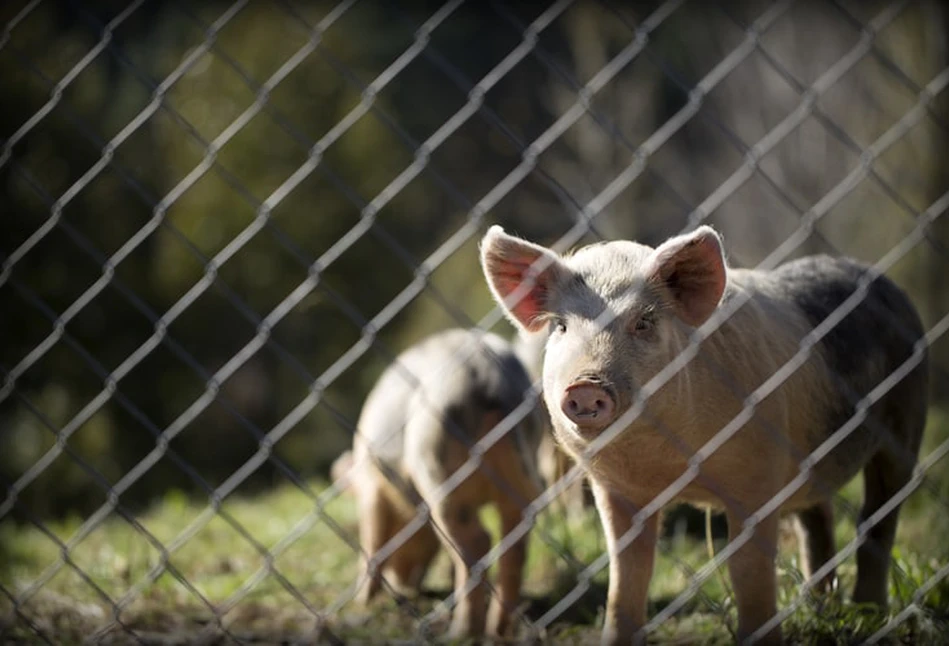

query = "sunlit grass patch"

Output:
[[2, 407, 948, 645]]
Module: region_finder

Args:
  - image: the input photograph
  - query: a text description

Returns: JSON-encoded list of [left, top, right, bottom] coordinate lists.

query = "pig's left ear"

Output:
[[647, 226, 727, 327], [480, 226, 566, 333]]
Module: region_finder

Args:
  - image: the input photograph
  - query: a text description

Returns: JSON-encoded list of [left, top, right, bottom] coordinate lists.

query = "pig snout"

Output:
[[561, 378, 617, 431]]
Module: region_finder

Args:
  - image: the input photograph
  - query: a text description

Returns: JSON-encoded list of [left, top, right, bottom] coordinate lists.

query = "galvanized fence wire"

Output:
[[518, 0, 949, 530], [1, 0, 948, 643], [1, 0, 604, 640], [408, 0, 949, 637], [0, 0, 888, 636]]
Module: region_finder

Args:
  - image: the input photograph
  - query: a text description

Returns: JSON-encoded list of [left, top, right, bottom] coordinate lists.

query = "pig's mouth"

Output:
[[560, 375, 619, 435]]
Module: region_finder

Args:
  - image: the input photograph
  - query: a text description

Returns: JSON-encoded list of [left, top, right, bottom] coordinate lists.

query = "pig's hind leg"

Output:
[[384, 516, 439, 595], [486, 436, 543, 638], [853, 376, 927, 609], [852, 445, 916, 608], [793, 500, 837, 593], [413, 468, 492, 638], [356, 479, 395, 605]]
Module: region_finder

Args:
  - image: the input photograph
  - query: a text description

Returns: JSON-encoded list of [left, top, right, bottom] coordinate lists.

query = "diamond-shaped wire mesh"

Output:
[[2, 0, 948, 644]]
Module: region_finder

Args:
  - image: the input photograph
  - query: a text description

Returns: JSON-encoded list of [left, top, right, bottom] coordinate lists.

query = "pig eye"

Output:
[[633, 313, 655, 333]]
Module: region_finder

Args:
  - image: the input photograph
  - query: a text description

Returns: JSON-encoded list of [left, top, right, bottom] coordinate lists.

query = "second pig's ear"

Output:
[[480, 226, 566, 333], [647, 226, 727, 327]]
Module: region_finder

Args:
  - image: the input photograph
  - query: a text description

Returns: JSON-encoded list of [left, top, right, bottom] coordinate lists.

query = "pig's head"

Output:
[[479, 225, 727, 441]]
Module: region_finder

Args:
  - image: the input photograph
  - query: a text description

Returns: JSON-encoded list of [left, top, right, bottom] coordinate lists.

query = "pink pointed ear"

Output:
[[647, 226, 727, 327], [480, 226, 565, 333]]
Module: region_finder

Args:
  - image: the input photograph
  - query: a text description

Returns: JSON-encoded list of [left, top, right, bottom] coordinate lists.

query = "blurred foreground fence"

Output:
[[2, 0, 949, 643]]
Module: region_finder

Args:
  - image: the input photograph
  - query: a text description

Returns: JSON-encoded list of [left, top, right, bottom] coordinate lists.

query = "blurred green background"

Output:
[[1, 0, 947, 525]]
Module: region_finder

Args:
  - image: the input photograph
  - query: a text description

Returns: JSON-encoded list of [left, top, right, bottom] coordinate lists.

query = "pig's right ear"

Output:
[[480, 226, 565, 333]]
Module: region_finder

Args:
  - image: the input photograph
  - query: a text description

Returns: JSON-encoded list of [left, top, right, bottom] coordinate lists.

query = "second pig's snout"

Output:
[[561, 379, 616, 431]]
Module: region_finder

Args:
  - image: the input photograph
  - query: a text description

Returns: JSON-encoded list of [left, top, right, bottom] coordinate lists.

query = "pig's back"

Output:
[[357, 329, 535, 468], [770, 255, 926, 393], [356, 345, 427, 465]]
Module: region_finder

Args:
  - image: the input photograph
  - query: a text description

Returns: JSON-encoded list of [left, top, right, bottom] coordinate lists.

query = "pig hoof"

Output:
[[356, 578, 380, 606], [447, 616, 485, 642]]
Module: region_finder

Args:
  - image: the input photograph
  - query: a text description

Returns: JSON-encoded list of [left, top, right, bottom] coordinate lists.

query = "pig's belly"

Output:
[[564, 425, 874, 514]]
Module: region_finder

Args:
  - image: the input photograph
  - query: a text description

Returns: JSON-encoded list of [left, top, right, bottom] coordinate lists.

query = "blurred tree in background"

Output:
[[1, 0, 947, 519]]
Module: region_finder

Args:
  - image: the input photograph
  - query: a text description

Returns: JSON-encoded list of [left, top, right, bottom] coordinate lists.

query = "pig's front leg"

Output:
[[591, 481, 658, 646]]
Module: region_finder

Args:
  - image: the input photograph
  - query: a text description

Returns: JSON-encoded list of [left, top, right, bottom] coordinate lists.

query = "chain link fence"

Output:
[[2, 0, 948, 643]]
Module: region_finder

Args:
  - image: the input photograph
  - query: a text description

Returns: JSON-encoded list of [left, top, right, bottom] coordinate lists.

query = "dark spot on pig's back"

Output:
[[774, 255, 923, 388]]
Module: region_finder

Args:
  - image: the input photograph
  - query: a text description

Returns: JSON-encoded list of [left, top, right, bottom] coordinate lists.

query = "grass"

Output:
[[2, 411, 948, 644]]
